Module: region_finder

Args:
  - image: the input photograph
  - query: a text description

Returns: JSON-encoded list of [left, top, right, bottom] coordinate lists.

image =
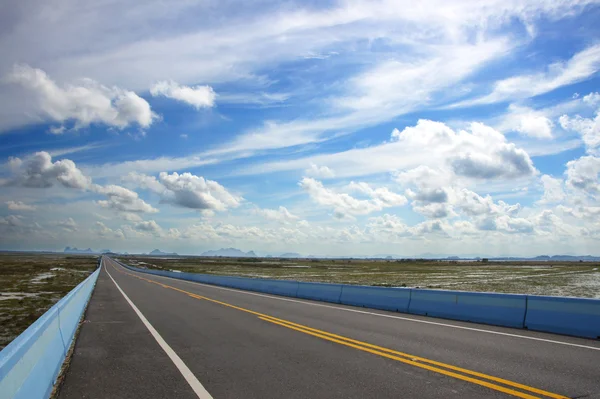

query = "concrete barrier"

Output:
[[340, 285, 411, 312], [0, 265, 100, 399], [296, 282, 343, 303], [524, 296, 600, 338], [408, 289, 527, 328]]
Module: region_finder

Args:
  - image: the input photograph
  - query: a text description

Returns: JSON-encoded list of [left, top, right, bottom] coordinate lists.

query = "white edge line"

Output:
[[115, 260, 600, 352], [104, 259, 213, 399]]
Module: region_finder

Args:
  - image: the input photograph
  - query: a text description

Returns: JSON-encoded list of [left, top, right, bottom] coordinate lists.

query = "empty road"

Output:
[[58, 257, 600, 398]]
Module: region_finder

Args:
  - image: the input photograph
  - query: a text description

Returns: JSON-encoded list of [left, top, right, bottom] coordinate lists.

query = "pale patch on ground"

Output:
[[0, 253, 97, 350]]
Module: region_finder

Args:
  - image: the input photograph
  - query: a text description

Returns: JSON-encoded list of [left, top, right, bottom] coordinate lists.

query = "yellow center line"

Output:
[[259, 317, 541, 399], [107, 259, 569, 399], [256, 316, 568, 399]]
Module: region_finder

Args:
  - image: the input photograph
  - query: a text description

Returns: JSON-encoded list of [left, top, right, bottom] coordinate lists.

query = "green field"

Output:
[[120, 256, 600, 299], [0, 253, 97, 350]]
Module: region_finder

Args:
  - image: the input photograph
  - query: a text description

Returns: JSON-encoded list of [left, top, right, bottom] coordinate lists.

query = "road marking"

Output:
[[104, 260, 213, 399], [115, 261, 600, 352], [111, 261, 569, 399], [260, 317, 543, 399], [258, 316, 566, 399]]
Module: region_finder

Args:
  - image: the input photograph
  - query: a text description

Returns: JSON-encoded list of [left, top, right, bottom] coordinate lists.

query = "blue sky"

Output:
[[1, 0, 600, 256]]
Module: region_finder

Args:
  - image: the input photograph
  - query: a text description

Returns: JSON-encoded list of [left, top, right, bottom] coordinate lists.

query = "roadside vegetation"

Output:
[[0, 253, 97, 350], [120, 256, 600, 299]]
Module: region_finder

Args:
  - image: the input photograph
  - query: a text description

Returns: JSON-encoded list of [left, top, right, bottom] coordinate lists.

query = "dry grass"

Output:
[[0, 253, 97, 350]]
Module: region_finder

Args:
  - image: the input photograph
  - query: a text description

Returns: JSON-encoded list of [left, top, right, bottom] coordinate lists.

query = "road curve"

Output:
[[58, 257, 600, 399]]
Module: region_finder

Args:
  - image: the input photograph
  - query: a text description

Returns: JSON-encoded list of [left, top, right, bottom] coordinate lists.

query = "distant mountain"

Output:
[[201, 248, 257, 257], [99, 249, 111, 253], [64, 247, 94, 254], [149, 249, 178, 256], [279, 252, 303, 258]]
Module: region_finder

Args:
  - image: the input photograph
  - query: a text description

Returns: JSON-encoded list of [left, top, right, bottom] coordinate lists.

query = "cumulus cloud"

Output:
[[299, 177, 406, 219], [538, 175, 565, 204], [57, 217, 78, 232], [133, 220, 163, 236], [346, 181, 408, 207], [0, 215, 26, 228], [251, 120, 537, 181], [305, 164, 335, 178], [6, 64, 155, 130], [6, 201, 36, 211], [565, 156, 600, 197], [125, 171, 241, 212], [150, 80, 216, 109], [446, 123, 536, 179], [123, 172, 165, 193], [395, 162, 524, 223], [254, 206, 300, 224], [501, 104, 554, 139], [406, 187, 449, 204], [94, 184, 158, 213], [559, 111, 600, 155], [6, 151, 91, 189], [159, 172, 241, 211], [92, 221, 125, 239], [583, 92, 600, 107]]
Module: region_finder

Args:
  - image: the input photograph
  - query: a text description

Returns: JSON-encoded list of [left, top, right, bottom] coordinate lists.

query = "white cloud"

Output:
[[6, 201, 36, 211], [238, 120, 537, 181], [150, 80, 216, 109], [92, 221, 125, 239], [538, 175, 565, 204], [337, 39, 508, 112], [6, 151, 91, 189], [0, 215, 25, 228], [347, 181, 408, 207], [457, 44, 600, 106], [133, 220, 163, 236], [299, 177, 406, 219], [5, 64, 155, 131], [94, 184, 158, 213], [499, 104, 554, 139], [120, 212, 144, 222], [126, 171, 241, 212], [57, 217, 78, 232], [565, 156, 600, 197], [48, 126, 66, 135], [123, 172, 165, 193], [559, 111, 600, 155], [254, 206, 300, 224], [305, 164, 335, 178], [583, 92, 600, 107], [159, 172, 241, 211]]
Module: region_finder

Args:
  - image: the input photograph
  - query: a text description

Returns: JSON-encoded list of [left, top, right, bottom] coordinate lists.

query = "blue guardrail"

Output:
[[119, 261, 600, 340], [0, 264, 100, 399]]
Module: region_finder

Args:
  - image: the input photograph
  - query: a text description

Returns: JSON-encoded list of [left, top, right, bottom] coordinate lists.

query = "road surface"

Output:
[[58, 257, 600, 398]]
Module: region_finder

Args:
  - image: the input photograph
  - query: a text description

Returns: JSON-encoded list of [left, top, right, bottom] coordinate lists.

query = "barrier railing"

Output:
[[116, 260, 600, 340], [0, 263, 101, 399]]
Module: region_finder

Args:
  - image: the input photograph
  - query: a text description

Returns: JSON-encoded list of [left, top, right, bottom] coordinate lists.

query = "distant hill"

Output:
[[279, 252, 303, 258], [64, 247, 94, 254], [99, 249, 111, 253], [201, 248, 257, 257], [149, 249, 178, 256]]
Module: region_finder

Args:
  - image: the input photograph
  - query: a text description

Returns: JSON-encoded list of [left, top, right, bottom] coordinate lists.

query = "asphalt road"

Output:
[[59, 257, 600, 398]]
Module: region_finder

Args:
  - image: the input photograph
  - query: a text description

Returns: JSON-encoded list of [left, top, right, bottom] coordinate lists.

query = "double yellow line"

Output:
[[109, 260, 568, 399]]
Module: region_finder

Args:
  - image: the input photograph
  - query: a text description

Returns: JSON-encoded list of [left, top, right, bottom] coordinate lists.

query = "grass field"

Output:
[[0, 253, 97, 350], [120, 256, 600, 299]]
